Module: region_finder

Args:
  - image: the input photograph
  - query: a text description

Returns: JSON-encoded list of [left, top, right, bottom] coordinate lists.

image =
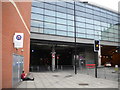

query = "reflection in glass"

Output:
[[68, 32, 74, 37], [66, 2, 74, 9], [31, 20, 43, 28], [56, 18, 66, 25], [44, 16, 56, 23], [57, 12, 66, 19], [30, 27, 39, 33], [45, 10, 55, 16], [67, 8, 74, 15], [57, 24, 67, 31], [44, 29, 55, 34], [76, 16, 85, 22], [86, 18, 93, 24], [32, 7, 44, 14], [67, 14, 74, 20], [86, 29, 94, 35], [67, 20, 74, 26], [76, 5, 85, 12], [44, 22, 56, 29], [31, 14, 43, 21], [76, 22, 85, 28], [86, 8, 93, 14], [86, 34, 94, 39], [68, 26, 74, 32], [76, 28, 86, 33], [32, 1, 44, 8], [77, 33, 86, 38], [86, 24, 94, 29], [56, 6, 66, 13], [45, 3, 56, 10], [57, 30, 67, 36]]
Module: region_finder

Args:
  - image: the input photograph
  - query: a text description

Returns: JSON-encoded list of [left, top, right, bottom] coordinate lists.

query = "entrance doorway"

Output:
[[30, 43, 74, 72]]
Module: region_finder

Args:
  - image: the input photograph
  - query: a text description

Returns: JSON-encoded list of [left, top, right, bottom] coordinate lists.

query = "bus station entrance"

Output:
[[30, 39, 92, 72]]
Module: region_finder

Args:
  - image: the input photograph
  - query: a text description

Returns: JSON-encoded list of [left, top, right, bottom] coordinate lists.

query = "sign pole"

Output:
[[74, 1, 77, 74], [94, 52, 97, 78], [94, 40, 100, 78]]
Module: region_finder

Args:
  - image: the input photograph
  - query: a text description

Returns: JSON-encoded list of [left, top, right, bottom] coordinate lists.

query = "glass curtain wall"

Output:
[[30, 0, 119, 43]]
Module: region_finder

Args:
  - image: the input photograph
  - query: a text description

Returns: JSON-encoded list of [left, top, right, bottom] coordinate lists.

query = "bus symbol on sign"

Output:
[[16, 35, 22, 40]]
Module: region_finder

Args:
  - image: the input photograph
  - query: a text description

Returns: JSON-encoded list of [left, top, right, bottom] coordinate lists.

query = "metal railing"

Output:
[[30, 65, 119, 82]]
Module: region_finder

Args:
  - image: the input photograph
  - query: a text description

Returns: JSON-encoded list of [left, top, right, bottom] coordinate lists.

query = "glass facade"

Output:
[[30, 0, 119, 43]]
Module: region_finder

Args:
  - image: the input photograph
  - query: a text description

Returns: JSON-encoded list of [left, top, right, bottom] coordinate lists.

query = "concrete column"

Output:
[[52, 46, 56, 71], [98, 45, 101, 67]]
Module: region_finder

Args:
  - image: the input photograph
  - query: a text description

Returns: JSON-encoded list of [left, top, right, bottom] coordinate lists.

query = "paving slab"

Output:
[[17, 71, 118, 88]]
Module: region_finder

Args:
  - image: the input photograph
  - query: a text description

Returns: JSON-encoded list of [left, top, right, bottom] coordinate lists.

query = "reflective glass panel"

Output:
[[56, 18, 66, 25], [44, 3, 56, 10], [44, 22, 56, 29], [57, 30, 67, 36], [44, 10, 55, 16], [44, 16, 56, 23], [44, 29, 55, 34], [57, 24, 67, 31], [32, 7, 44, 14], [31, 14, 43, 21]]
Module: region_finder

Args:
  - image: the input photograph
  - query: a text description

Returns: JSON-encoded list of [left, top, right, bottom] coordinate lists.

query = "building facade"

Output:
[[30, 0, 120, 69], [1, 0, 120, 89], [1, 1, 31, 88]]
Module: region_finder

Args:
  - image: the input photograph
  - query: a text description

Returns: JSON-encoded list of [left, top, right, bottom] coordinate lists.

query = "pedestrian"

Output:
[[21, 71, 34, 81]]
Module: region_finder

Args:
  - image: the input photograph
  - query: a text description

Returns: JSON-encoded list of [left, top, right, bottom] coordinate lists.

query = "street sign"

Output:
[[13, 33, 24, 48]]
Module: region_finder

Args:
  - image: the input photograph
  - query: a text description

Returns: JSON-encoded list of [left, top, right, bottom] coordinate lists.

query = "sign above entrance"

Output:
[[13, 33, 24, 48]]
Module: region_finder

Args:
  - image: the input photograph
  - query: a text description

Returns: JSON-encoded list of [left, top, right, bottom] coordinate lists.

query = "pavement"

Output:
[[17, 70, 119, 88]]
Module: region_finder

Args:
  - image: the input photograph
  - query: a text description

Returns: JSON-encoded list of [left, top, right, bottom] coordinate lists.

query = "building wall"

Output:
[[2, 1, 31, 88], [0, 1, 2, 90]]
